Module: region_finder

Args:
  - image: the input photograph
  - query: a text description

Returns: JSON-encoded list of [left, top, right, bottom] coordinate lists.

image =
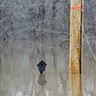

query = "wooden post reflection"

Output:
[[70, 74, 82, 96]]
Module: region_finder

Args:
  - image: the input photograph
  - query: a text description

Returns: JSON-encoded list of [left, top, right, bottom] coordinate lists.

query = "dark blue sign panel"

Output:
[[37, 60, 47, 74]]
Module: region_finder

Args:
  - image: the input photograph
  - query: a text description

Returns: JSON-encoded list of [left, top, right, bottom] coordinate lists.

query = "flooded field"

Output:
[[0, 40, 96, 96]]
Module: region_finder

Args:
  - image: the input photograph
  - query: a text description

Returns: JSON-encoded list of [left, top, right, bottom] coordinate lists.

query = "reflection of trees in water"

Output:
[[0, 41, 64, 95], [59, 72, 70, 95], [0, 40, 96, 95], [52, 47, 57, 74]]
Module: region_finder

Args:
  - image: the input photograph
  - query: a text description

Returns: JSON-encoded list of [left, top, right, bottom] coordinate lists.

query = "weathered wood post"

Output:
[[69, 0, 84, 95], [69, 0, 84, 74]]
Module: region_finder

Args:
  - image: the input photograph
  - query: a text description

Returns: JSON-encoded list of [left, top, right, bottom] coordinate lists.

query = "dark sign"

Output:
[[37, 60, 47, 74]]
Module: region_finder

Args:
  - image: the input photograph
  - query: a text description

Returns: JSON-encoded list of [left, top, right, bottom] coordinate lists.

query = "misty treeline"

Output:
[[0, 0, 96, 41]]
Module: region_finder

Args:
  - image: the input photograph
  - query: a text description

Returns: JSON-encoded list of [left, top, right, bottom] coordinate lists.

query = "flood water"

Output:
[[0, 40, 96, 96]]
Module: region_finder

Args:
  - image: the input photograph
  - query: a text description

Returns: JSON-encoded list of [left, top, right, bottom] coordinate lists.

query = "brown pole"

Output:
[[69, 0, 84, 96], [69, 0, 84, 74]]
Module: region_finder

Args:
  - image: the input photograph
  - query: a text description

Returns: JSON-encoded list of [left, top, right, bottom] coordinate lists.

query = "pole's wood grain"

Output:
[[69, 0, 84, 96], [69, 0, 84, 74]]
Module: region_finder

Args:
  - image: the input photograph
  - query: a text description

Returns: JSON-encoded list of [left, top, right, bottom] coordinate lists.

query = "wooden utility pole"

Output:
[[69, 0, 84, 74], [69, 0, 84, 96]]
